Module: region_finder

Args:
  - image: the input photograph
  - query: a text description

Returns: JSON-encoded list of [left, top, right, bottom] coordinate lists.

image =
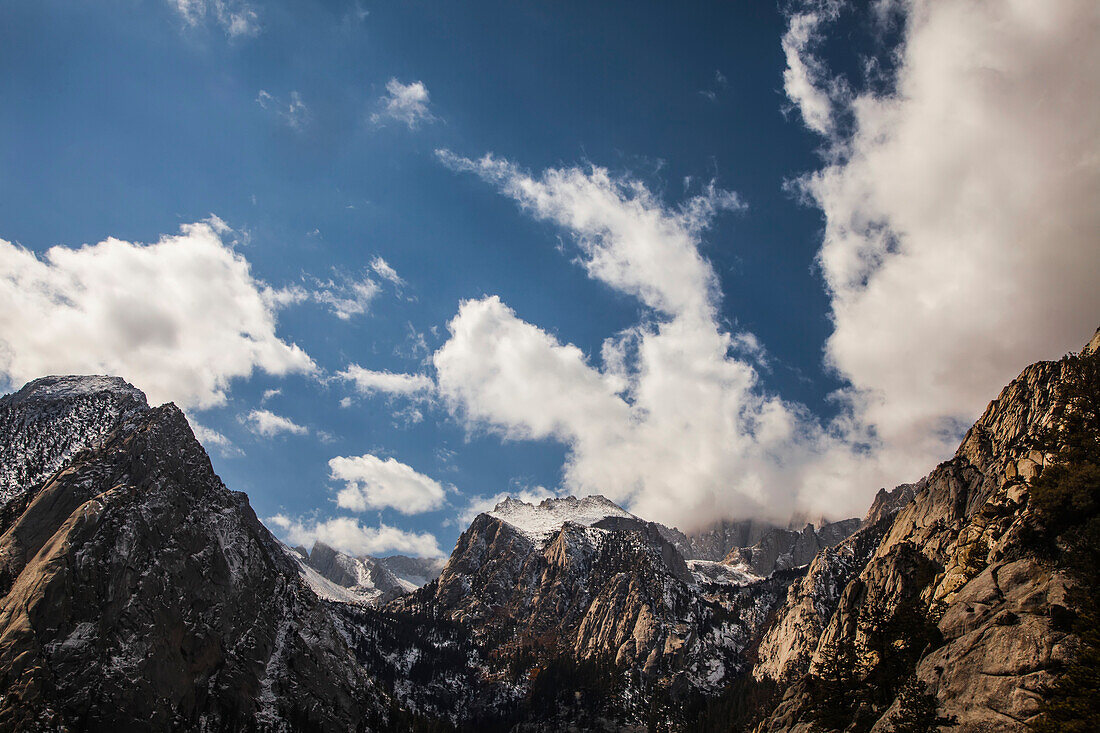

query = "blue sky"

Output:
[[2, 1, 1097, 557]]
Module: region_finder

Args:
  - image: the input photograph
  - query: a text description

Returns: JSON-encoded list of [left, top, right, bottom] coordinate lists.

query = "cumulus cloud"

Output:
[[169, 0, 259, 37], [243, 409, 308, 438], [434, 156, 859, 529], [339, 365, 434, 396], [329, 454, 446, 514], [0, 219, 315, 410], [433, 1, 1100, 531], [267, 514, 442, 557], [372, 79, 435, 129], [786, 0, 1100, 468], [435, 296, 630, 444]]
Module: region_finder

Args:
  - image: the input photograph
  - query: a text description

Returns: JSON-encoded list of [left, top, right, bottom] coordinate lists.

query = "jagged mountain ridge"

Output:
[[391, 494, 846, 702], [0, 381, 392, 731], [0, 373, 856, 731], [286, 542, 444, 606], [0, 327, 1094, 732], [750, 330, 1100, 732]]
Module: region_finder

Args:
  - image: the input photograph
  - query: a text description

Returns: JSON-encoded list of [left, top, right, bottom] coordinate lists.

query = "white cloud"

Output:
[[309, 272, 380, 320], [257, 90, 309, 131], [434, 157, 858, 529], [372, 79, 435, 129], [329, 454, 446, 514], [188, 417, 243, 457], [267, 514, 442, 557], [169, 0, 259, 37], [264, 270, 381, 321], [435, 296, 630, 444], [786, 0, 1100, 468], [370, 256, 405, 287], [780, 5, 843, 137], [261, 388, 281, 403], [339, 365, 434, 396], [437, 151, 742, 321], [243, 409, 308, 438], [0, 219, 315, 410], [433, 1, 1100, 531]]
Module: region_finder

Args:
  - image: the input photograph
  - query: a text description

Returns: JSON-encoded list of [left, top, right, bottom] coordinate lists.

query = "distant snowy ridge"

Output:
[[284, 541, 445, 606], [487, 494, 637, 544]]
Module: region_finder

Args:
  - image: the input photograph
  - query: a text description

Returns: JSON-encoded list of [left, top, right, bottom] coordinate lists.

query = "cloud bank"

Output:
[[786, 0, 1100, 466], [0, 219, 315, 410]]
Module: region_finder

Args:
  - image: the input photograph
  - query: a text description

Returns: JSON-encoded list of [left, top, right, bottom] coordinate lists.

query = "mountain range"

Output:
[[0, 329, 1096, 731]]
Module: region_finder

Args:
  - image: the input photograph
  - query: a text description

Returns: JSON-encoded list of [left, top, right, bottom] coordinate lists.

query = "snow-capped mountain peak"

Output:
[[487, 494, 636, 544], [2, 375, 147, 407]]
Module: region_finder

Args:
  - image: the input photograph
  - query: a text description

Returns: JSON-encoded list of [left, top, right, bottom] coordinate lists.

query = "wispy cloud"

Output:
[[168, 0, 259, 37], [266, 270, 382, 321], [338, 365, 434, 396], [188, 417, 243, 457], [257, 90, 310, 131], [699, 69, 729, 102], [370, 256, 405, 287], [243, 409, 308, 438]]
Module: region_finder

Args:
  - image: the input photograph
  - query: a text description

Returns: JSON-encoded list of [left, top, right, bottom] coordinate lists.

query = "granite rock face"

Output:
[[0, 381, 387, 731], [752, 344, 1086, 732], [395, 497, 793, 696], [725, 518, 863, 577]]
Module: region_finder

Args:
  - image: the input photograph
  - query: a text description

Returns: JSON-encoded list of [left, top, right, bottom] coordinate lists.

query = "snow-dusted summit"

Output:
[[0, 375, 148, 512], [2, 375, 147, 406], [487, 494, 636, 544]]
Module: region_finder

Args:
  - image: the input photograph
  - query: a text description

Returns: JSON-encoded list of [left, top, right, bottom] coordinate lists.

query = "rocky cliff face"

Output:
[[724, 518, 863, 577], [0, 379, 389, 731], [752, 345, 1085, 732], [394, 496, 795, 699], [0, 376, 147, 528]]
